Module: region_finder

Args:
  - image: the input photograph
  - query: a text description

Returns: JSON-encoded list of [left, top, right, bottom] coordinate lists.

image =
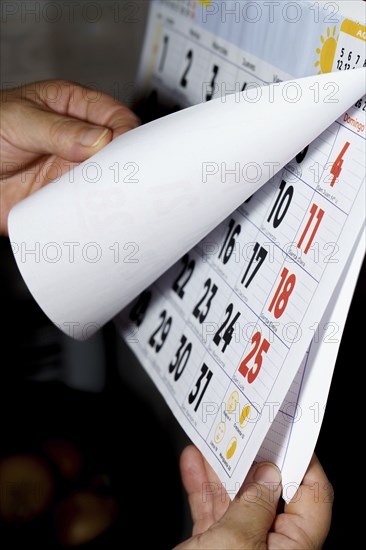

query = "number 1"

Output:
[[241, 242, 268, 287], [158, 35, 169, 72], [267, 180, 294, 228], [268, 267, 296, 319], [297, 203, 325, 254]]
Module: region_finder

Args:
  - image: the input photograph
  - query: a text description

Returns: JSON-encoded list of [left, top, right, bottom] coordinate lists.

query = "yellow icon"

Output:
[[314, 26, 339, 74], [226, 437, 237, 460], [227, 390, 239, 413], [198, 0, 211, 6], [214, 421, 226, 444], [339, 20, 366, 42], [239, 405, 251, 428]]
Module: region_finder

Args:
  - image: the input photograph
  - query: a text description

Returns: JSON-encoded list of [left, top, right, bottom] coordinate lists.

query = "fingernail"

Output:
[[254, 463, 281, 486], [80, 127, 109, 147]]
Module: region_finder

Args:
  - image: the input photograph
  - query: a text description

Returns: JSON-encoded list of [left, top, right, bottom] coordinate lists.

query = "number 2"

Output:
[[149, 310, 172, 352], [180, 49, 193, 88], [213, 303, 241, 353], [172, 253, 195, 298], [192, 278, 218, 323], [239, 331, 270, 384]]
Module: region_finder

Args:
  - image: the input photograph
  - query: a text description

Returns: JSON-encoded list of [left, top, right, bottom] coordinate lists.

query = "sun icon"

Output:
[[314, 26, 339, 74]]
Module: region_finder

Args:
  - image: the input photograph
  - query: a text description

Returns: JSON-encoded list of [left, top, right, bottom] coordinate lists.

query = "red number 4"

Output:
[[330, 141, 350, 187], [239, 331, 270, 384]]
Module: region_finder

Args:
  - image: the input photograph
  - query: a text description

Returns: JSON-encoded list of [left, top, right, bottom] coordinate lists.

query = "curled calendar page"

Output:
[[9, 70, 365, 341]]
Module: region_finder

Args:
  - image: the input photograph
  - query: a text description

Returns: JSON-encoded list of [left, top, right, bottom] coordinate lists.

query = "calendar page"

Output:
[[116, 0, 366, 498]]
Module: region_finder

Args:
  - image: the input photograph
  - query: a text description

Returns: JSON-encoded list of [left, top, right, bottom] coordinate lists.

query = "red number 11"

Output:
[[297, 203, 325, 254]]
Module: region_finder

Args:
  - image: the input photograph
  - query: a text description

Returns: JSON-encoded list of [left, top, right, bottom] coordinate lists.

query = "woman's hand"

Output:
[[0, 80, 139, 234], [176, 446, 333, 549]]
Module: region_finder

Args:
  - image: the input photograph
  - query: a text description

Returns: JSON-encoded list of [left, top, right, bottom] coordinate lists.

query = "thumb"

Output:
[[16, 104, 113, 162], [219, 462, 282, 548]]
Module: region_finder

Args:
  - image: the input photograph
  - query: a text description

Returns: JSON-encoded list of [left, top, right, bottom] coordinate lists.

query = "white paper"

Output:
[[9, 70, 364, 340]]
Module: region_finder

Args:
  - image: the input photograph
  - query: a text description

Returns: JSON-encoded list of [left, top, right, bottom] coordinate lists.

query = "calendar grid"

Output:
[[122, 0, 365, 491]]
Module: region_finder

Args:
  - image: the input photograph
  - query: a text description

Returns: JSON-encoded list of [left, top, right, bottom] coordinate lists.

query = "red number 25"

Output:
[[239, 331, 270, 384]]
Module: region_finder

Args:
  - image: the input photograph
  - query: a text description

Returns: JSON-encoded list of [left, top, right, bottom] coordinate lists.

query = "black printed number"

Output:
[[192, 278, 218, 323], [168, 335, 192, 381], [180, 49, 193, 88], [241, 243, 267, 288], [172, 253, 195, 298], [213, 303, 241, 353], [219, 219, 241, 264], [188, 363, 213, 412], [148, 310, 172, 352], [129, 290, 151, 327], [158, 35, 169, 72], [267, 180, 294, 228], [296, 146, 309, 164], [206, 64, 219, 101]]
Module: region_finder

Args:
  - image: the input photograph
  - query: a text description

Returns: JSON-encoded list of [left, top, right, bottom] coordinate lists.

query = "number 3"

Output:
[[188, 363, 213, 411]]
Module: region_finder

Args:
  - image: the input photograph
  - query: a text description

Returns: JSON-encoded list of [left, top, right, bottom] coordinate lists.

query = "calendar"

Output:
[[116, 1, 366, 498], [8, 1, 365, 500]]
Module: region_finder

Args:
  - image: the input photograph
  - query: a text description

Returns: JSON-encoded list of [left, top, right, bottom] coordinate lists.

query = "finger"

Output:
[[3, 100, 114, 163], [180, 446, 220, 535], [180, 447, 230, 534], [201, 453, 231, 523], [2, 81, 140, 164], [269, 455, 333, 549], [22, 80, 140, 137], [216, 462, 282, 547]]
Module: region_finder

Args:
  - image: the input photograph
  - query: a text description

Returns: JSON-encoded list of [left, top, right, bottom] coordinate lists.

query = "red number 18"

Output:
[[268, 267, 296, 319]]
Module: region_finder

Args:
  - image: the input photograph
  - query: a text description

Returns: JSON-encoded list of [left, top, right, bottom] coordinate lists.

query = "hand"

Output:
[[176, 446, 333, 549], [0, 80, 140, 234]]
